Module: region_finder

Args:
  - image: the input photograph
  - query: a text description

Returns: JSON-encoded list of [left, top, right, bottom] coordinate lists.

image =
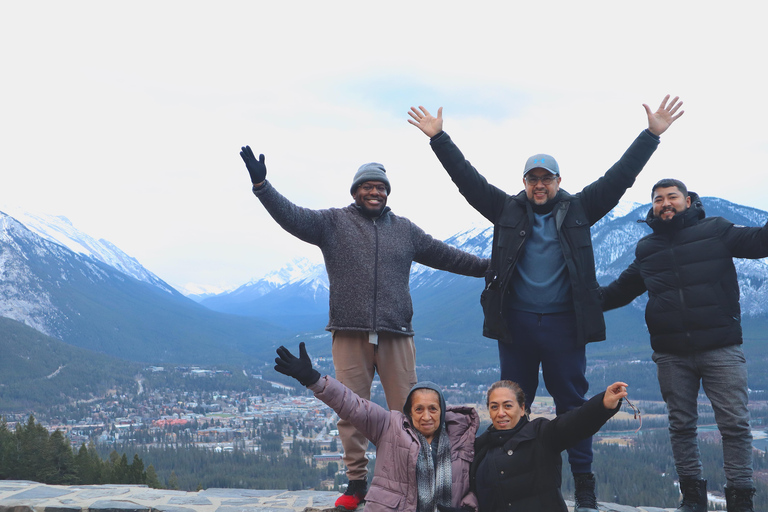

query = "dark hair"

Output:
[[486, 380, 526, 409], [651, 178, 688, 200]]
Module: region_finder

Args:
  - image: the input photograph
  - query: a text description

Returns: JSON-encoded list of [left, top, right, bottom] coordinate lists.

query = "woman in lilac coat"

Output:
[[275, 343, 479, 512]]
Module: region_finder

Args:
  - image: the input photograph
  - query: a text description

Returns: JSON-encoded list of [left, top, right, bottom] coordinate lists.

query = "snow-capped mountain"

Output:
[[200, 197, 768, 342], [0, 209, 287, 363], [2, 196, 766, 366], [0, 205, 173, 294]]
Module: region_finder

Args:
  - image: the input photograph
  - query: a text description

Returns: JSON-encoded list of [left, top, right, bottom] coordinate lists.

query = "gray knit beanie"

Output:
[[350, 162, 391, 195]]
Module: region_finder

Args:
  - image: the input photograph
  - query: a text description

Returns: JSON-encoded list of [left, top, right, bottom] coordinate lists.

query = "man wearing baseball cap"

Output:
[[409, 95, 683, 512], [238, 148, 489, 510]]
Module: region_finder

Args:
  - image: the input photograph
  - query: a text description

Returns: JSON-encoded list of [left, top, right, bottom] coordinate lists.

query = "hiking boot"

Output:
[[724, 485, 756, 512], [335, 479, 367, 511], [573, 472, 599, 512], [676, 478, 707, 512]]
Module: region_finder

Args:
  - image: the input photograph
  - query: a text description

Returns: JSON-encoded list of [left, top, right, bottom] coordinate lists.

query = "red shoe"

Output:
[[335, 480, 367, 511]]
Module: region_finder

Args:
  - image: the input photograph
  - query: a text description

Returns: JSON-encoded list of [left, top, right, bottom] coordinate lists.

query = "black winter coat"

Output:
[[601, 193, 768, 354], [470, 392, 618, 512], [429, 130, 660, 345]]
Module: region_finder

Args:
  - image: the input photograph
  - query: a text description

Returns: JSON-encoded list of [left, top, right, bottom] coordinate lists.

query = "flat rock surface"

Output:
[[0, 481, 695, 511]]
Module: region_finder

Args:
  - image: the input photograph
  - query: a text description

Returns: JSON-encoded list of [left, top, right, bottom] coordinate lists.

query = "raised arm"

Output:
[[544, 389, 621, 453], [240, 147, 331, 245], [644, 94, 684, 136], [275, 343, 392, 444], [408, 106, 508, 223]]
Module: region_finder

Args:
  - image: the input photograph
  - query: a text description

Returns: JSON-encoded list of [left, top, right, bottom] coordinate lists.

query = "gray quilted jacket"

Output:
[[254, 181, 489, 335]]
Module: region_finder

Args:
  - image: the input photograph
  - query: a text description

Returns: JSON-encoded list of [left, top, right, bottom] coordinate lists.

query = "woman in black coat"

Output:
[[470, 381, 628, 512]]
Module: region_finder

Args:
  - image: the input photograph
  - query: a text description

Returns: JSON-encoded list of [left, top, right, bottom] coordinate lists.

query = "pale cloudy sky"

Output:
[[2, 2, 767, 293]]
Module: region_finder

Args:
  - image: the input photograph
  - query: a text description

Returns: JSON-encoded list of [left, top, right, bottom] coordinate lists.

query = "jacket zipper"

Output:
[[669, 237, 690, 338], [372, 218, 379, 332]]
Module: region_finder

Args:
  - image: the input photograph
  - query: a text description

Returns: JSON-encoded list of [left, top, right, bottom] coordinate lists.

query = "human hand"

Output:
[[603, 381, 629, 410], [644, 95, 684, 136], [274, 342, 321, 386], [240, 145, 267, 185], [408, 106, 444, 138]]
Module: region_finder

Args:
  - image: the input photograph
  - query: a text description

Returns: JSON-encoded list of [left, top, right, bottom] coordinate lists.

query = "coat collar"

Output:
[[645, 191, 705, 233]]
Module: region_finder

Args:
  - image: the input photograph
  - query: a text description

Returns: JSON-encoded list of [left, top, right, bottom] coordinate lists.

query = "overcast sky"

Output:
[[3, 2, 767, 294]]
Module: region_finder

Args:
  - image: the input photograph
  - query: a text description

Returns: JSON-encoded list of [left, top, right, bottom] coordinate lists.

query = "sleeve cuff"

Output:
[[643, 128, 660, 141], [429, 131, 447, 144]]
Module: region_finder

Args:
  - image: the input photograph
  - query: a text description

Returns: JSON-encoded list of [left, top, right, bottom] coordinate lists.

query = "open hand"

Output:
[[644, 95, 684, 136], [408, 106, 444, 138]]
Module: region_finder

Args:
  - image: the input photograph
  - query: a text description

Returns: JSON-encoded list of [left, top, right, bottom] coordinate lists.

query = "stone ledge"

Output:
[[0, 481, 693, 512]]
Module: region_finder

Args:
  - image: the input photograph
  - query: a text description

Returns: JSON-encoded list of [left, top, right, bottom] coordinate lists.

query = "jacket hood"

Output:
[[645, 191, 705, 233], [403, 381, 446, 428]]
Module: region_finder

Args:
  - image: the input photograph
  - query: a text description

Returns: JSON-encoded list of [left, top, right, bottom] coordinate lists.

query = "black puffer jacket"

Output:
[[601, 193, 768, 353], [429, 130, 660, 345], [470, 392, 618, 512]]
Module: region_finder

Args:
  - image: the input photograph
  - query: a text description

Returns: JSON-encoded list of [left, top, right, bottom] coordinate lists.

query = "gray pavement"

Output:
[[0, 480, 692, 511]]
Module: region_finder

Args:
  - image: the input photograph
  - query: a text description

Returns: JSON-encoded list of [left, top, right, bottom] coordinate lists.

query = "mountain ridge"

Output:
[[0, 210, 291, 365], [2, 196, 767, 372]]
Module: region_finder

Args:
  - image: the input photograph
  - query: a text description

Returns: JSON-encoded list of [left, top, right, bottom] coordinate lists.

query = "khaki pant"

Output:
[[331, 330, 417, 481]]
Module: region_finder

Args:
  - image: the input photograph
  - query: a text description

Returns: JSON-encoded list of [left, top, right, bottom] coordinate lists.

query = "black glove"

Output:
[[274, 342, 321, 386], [239, 145, 267, 184], [437, 504, 474, 512]]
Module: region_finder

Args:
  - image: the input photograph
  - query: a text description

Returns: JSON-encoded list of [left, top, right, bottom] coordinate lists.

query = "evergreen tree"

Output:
[[167, 470, 179, 490], [145, 464, 162, 489], [43, 430, 76, 484], [128, 454, 145, 485]]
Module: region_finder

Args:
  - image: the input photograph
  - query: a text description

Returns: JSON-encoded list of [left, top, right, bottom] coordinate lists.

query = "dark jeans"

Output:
[[498, 309, 592, 474], [653, 345, 753, 488]]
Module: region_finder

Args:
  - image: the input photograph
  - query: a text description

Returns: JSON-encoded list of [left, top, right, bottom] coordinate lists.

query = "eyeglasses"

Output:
[[358, 183, 388, 193], [624, 396, 642, 433], [524, 174, 558, 185]]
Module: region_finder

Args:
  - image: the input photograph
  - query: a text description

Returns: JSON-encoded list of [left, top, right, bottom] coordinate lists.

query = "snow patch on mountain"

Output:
[[0, 214, 70, 337], [210, 198, 768, 321], [0, 205, 174, 294]]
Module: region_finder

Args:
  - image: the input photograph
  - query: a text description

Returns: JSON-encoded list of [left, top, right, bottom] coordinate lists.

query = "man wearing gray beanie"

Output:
[[239, 147, 489, 510]]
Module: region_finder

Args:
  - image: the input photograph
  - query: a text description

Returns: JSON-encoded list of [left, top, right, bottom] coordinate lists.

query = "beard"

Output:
[[657, 207, 679, 222]]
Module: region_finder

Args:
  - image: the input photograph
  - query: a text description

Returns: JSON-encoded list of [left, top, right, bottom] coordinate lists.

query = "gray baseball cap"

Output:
[[523, 154, 560, 176]]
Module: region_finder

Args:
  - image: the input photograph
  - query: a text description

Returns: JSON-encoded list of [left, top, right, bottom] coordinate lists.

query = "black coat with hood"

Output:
[[601, 193, 768, 354], [470, 391, 619, 512], [428, 129, 661, 345]]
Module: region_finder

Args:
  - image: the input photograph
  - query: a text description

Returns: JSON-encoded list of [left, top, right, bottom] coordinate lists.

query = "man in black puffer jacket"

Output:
[[601, 179, 768, 512]]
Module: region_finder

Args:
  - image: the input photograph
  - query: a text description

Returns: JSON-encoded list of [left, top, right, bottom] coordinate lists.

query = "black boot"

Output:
[[724, 485, 756, 512], [573, 472, 598, 512], [676, 478, 707, 512]]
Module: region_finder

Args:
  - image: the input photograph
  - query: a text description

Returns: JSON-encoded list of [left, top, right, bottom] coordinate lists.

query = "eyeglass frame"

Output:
[[524, 173, 559, 186], [623, 396, 642, 433]]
